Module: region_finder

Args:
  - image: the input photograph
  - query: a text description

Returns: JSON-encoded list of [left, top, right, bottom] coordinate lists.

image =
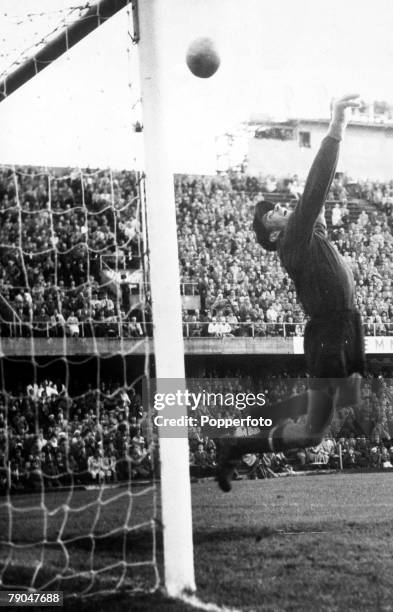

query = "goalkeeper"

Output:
[[217, 94, 365, 491]]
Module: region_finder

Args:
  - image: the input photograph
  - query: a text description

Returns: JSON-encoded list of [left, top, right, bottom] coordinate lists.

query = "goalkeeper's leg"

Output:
[[216, 388, 335, 492]]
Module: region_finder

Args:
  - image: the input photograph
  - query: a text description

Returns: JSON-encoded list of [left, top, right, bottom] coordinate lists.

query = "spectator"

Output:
[[88, 448, 105, 484], [331, 203, 342, 227], [66, 311, 80, 337]]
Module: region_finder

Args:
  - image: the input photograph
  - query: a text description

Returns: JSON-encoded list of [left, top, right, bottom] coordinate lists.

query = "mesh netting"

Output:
[[0, 161, 160, 597], [0, 1, 158, 590], [0, 3, 95, 83]]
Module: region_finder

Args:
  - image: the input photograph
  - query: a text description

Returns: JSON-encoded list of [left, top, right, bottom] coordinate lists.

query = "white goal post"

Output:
[[137, 0, 196, 597]]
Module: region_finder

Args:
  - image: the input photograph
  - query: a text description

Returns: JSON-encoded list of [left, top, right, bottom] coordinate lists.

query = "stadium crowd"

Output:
[[0, 379, 154, 492], [189, 434, 393, 481], [1, 167, 393, 338]]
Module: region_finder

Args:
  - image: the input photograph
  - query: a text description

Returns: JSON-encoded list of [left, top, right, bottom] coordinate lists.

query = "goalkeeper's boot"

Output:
[[216, 439, 242, 493]]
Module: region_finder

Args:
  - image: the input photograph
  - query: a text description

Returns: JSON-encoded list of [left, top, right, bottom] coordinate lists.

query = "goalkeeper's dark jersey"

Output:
[[278, 136, 355, 319]]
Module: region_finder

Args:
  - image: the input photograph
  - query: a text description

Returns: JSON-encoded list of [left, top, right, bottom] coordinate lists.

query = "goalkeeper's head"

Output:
[[253, 201, 291, 251]]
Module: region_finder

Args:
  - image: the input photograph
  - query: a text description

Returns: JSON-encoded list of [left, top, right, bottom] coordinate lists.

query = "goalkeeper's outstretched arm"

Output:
[[293, 94, 360, 238]]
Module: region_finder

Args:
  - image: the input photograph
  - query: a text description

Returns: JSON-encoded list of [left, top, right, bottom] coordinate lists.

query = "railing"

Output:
[[1, 320, 300, 339], [0, 319, 149, 339], [183, 320, 393, 338], [1, 319, 392, 340], [182, 321, 305, 338]]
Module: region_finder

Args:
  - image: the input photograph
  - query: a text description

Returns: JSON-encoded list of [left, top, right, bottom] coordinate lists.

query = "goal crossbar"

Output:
[[0, 0, 130, 102]]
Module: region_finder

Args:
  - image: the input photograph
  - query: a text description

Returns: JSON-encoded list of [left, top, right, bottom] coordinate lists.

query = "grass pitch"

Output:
[[1, 472, 393, 611]]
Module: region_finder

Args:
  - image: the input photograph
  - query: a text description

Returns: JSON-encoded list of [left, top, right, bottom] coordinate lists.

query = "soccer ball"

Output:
[[186, 37, 220, 78]]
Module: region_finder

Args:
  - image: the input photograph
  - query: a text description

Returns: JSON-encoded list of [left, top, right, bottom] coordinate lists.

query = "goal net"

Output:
[[0, 162, 160, 597], [0, 0, 194, 602]]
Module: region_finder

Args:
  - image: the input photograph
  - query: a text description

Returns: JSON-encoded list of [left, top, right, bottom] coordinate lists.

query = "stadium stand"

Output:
[[1, 166, 393, 340]]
